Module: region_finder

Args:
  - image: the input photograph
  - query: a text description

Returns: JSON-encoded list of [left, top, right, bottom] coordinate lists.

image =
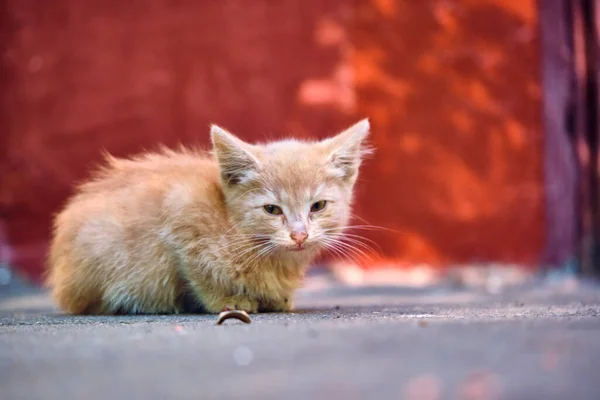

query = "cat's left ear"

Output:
[[211, 125, 261, 186], [323, 118, 372, 181]]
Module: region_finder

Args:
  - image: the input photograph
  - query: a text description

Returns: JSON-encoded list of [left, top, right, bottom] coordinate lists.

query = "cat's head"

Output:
[[211, 119, 371, 257]]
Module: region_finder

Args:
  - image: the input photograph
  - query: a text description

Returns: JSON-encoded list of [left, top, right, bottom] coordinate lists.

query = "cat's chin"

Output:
[[282, 244, 315, 255], [289, 247, 307, 252]]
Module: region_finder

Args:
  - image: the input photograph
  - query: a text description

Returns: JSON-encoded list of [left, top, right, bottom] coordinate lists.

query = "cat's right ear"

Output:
[[210, 125, 261, 186]]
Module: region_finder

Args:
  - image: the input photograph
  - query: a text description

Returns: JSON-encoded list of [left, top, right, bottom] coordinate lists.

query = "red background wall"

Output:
[[0, 0, 545, 281]]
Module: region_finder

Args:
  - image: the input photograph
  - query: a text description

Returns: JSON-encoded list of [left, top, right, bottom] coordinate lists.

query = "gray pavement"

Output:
[[1, 273, 600, 400]]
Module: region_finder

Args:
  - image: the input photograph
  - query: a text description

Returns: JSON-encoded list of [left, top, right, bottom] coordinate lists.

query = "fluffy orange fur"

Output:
[[46, 119, 371, 314]]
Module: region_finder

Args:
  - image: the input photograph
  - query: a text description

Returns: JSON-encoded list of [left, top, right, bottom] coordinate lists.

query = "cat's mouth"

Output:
[[285, 244, 309, 252]]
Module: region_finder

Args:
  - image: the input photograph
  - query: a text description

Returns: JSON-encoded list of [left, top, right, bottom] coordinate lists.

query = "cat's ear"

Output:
[[211, 124, 260, 186], [323, 118, 372, 181]]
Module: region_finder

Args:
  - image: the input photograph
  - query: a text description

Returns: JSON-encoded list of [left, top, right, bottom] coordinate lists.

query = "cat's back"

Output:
[[47, 148, 225, 314], [56, 147, 226, 243], [79, 148, 219, 199]]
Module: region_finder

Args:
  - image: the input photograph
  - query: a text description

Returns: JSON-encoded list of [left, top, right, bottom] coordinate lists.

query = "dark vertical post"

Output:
[[582, 0, 600, 275], [539, 0, 579, 269], [572, 0, 600, 276]]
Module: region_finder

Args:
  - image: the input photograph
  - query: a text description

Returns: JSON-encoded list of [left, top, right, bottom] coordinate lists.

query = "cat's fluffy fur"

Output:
[[46, 119, 371, 314]]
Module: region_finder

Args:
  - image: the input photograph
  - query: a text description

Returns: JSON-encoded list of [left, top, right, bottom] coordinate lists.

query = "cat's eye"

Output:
[[310, 200, 327, 213], [263, 204, 283, 215]]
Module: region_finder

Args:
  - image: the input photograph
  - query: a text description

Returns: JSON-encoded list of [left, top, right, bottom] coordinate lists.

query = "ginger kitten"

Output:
[[46, 119, 371, 314]]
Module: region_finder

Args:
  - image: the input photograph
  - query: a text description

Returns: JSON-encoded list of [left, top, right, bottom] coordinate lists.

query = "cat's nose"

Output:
[[290, 230, 308, 245]]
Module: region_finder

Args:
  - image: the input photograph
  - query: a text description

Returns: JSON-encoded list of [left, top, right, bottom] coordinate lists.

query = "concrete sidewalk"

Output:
[[1, 273, 600, 400]]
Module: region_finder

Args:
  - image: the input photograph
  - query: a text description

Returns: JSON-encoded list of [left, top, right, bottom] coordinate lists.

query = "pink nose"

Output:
[[290, 230, 308, 245]]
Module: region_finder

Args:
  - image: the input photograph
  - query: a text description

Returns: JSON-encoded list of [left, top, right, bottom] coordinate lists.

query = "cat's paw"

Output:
[[222, 297, 259, 314], [203, 294, 259, 314]]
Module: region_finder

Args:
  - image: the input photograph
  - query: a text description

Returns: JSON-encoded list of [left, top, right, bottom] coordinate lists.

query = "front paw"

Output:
[[220, 297, 259, 314]]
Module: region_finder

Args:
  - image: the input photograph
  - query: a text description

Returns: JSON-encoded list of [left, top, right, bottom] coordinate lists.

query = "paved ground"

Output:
[[1, 273, 600, 400]]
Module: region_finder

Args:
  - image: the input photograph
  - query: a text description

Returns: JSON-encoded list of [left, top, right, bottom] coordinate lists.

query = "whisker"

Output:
[[330, 232, 383, 254], [322, 237, 373, 263], [234, 244, 268, 259], [218, 238, 265, 252], [218, 233, 271, 248], [322, 242, 357, 265], [322, 224, 398, 233], [232, 240, 272, 259], [245, 243, 276, 267], [329, 234, 380, 255], [349, 212, 372, 225], [321, 240, 364, 267]]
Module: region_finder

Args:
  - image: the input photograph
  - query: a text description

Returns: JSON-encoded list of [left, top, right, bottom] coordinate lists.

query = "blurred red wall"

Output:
[[0, 0, 545, 281]]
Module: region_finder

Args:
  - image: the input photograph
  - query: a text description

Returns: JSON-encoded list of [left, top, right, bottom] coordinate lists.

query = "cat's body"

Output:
[[46, 120, 370, 314]]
